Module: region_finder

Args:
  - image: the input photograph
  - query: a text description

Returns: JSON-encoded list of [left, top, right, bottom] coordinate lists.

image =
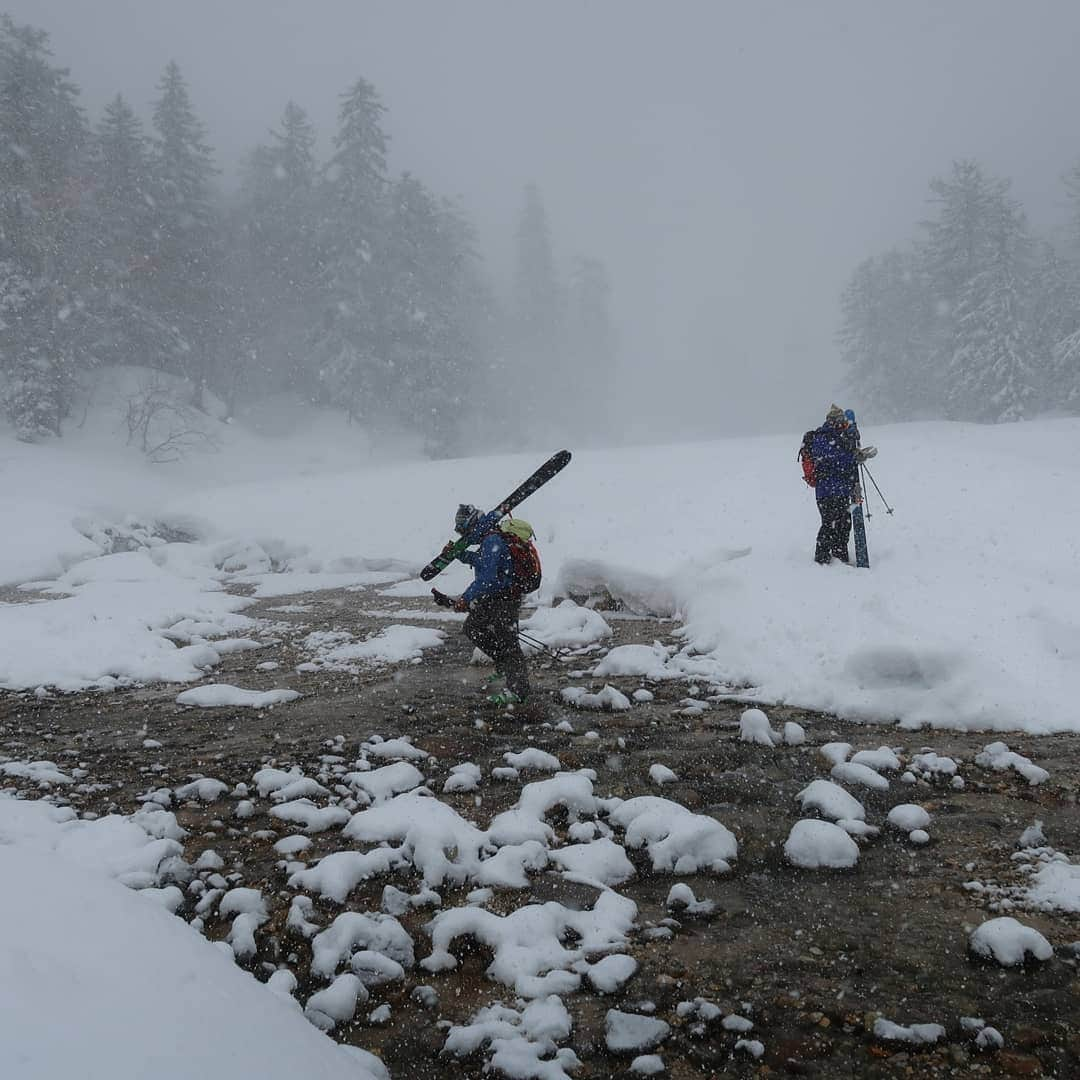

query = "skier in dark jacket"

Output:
[[810, 404, 861, 564], [431, 504, 530, 706]]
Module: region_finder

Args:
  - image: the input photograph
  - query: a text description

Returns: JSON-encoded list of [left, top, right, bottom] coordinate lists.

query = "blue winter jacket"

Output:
[[459, 512, 516, 604], [810, 420, 859, 500]]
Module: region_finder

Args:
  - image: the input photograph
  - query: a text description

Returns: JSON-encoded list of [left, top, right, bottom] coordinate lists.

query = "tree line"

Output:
[[0, 15, 615, 455], [841, 159, 1080, 423]]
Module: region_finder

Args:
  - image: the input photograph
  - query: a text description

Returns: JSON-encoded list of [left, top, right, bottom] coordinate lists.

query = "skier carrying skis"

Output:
[[431, 504, 539, 706], [806, 404, 872, 565]]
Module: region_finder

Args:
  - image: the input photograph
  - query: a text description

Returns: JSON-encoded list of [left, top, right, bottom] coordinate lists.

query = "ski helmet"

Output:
[[454, 504, 481, 535]]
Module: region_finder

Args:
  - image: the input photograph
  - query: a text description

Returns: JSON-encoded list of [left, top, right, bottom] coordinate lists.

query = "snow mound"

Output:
[[561, 685, 632, 711], [555, 559, 679, 617], [969, 917, 1053, 965], [873, 1018, 946, 1045], [548, 837, 635, 886], [974, 742, 1049, 786], [176, 685, 300, 708], [521, 599, 613, 650], [423, 890, 638, 998], [343, 794, 487, 887], [302, 625, 445, 672], [608, 796, 737, 874], [1024, 859, 1080, 913], [445, 997, 579, 1080]]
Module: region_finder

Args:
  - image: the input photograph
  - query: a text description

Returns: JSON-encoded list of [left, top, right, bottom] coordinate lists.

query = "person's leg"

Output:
[[829, 497, 852, 562], [463, 604, 501, 671], [815, 499, 833, 564], [486, 598, 529, 700]]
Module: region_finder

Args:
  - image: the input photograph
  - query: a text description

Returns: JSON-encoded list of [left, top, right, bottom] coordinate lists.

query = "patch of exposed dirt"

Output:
[[2, 582, 1080, 1079]]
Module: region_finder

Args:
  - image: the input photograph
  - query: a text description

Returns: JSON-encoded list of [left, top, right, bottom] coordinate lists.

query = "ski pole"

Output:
[[517, 630, 564, 660], [862, 464, 894, 514], [860, 464, 872, 522]]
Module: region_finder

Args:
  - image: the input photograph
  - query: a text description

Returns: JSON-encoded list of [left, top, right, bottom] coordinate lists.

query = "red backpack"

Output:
[[499, 519, 542, 596], [797, 430, 817, 488]]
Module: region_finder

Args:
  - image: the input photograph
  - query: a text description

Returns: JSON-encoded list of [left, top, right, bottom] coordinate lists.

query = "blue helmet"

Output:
[[454, 504, 481, 536]]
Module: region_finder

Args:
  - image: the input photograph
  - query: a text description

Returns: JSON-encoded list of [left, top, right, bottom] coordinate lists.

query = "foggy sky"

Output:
[[13, 0, 1080, 438]]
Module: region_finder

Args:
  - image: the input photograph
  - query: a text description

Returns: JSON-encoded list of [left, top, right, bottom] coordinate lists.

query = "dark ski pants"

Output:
[[463, 594, 529, 699], [815, 495, 851, 564]]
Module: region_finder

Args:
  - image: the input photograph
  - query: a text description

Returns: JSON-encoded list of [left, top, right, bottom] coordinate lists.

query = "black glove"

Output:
[[431, 589, 452, 608]]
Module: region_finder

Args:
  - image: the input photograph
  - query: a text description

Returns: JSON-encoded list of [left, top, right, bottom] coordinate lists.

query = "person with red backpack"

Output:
[[431, 504, 541, 706], [799, 404, 873, 565]]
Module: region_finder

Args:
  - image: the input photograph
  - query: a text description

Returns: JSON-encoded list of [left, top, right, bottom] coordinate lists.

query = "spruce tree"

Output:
[[311, 77, 390, 420], [0, 16, 89, 438], [234, 100, 318, 396], [511, 183, 563, 430], [946, 192, 1037, 421], [147, 61, 221, 400]]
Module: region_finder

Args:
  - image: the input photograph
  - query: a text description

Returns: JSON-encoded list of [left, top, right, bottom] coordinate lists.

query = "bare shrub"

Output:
[[124, 376, 221, 463]]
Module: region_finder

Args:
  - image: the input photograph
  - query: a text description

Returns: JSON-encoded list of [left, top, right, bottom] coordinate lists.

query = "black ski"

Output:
[[420, 450, 572, 581]]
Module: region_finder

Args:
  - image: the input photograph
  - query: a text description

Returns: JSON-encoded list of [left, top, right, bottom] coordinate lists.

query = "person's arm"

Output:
[[462, 535, 508, 603]]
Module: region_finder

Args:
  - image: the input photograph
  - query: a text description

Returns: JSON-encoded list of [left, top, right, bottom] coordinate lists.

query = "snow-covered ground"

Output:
[[4, 412, 1079, 732]]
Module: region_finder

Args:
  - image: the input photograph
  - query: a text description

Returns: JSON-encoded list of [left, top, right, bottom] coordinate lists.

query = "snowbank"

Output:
[[3, 417, 1080, 731]]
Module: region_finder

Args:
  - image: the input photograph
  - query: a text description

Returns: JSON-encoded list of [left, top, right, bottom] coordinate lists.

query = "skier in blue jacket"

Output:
[[810, 404, 861, 564], [431, 504, 530, 706]]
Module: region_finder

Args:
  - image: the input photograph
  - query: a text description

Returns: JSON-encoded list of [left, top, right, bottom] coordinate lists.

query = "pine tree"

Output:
[[146, 61, 222, 399], [85, 94, 181, 371], [946, 193, 1037, 421], [565, 256, 615, 433], [233, 100, 318, 397], [382, 174, 481, 455], [918, 160, 1038, 421], [0, 15, 89, 438], [311, 77, 390, 420], [839, 249, 934, 419], [511, 183, 563, 430]]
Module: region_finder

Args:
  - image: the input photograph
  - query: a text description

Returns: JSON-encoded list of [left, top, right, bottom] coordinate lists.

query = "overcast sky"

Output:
[[14, 0, 1080, 438]]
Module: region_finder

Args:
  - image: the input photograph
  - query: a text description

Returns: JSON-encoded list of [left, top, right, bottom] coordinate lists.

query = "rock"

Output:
[[1011, 1025, 1049, 1049], [998, 1051, 1043, 1075]]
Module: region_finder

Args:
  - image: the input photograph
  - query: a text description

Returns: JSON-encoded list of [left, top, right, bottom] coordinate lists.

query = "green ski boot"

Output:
[[481, 672, 505, 689], [487, 689, 527, 707]]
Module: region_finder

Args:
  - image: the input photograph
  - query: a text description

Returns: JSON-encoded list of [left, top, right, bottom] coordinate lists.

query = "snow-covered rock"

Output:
[[738, 708, 777, 746], [783, 721, 806, 746], [648, 763, 677, 785], [784, 819, 860, 869], [586, 953, 638, 993], [605, 1010, 671, 1053], [796, 779, 865, 822], [886, 804, 931, 831], [969, 917, 1053, 966], [831, 761, 889, 791]]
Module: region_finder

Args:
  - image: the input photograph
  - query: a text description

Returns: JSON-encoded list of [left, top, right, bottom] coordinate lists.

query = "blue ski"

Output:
[[846, 409, 870, 569]]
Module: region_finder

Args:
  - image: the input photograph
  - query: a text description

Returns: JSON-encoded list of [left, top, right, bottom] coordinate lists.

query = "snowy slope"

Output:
[[0, 844, 377, 1080], [3, 416, 1079, 731]]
